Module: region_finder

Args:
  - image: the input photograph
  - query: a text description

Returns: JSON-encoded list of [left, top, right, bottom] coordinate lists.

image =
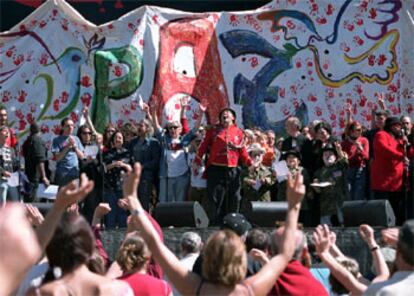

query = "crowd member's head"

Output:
[[329, 257, 359, 295], [202, 230, 247, 286], [195, 125, 205, 141], [0, 106, 8, 126], [245, 229, 269, 253], [116, 232, 151, 274], [345, 121, 363, 140], [248, 143, 266, 167], [314, 122, 332, 143], [257, 133, 268, 149], [103, 124, 116, 148], [77, 125, 93, 146], [282, 150, 301, 170], [137, 119, 154, 139], [301, 126, 311, 140], [180, 231, 202, 257], [167, 121, 182, 139], [95, 133, 104, 148], [60, 117, 75, 136], [110, 130, 124, 150], [400, 116, 412, 135], [29, 122, 40, 135], [308, 120, 321, 140], [285, 117, 302, 137], [244, 129, 255, 147], [122, 122, 138, 144], [221, 212, 252, 240], [266, 130, 276, 147], [219, 108, 236, 127], [270, 226, 307, 263], [395, 220, 414, 270], [321, 143, 338, 167], [45, 213, 95, 279], [384, 117, 403, 138], [374, 110, 388, 130], [0, 125, 10, 146], [276, 137, 284, 151]]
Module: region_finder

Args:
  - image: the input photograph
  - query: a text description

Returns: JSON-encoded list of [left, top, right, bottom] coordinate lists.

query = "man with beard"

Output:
[[128, 116, 160, 211], [371, 117, 413, 225]]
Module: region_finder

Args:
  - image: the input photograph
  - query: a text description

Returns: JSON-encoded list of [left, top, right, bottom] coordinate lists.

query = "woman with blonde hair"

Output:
[[122, 163, 305, 296], [117, 232, 172, 295]]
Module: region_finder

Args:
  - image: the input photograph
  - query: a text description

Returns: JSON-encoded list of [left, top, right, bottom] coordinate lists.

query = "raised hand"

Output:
[[25, 204, 45, 227], [54, 174, 94, 211], [313, 224, 331, 255], [122, 163, 143, 212], [381, 228, 399, 248], [359, 224, 377, 248], [286, 171, 305, 208]]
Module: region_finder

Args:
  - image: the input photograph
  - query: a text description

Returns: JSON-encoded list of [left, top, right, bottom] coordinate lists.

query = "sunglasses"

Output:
[[82, 132, 92, 135], [170, 126, 179, 129], [351, 128, 362, 132]]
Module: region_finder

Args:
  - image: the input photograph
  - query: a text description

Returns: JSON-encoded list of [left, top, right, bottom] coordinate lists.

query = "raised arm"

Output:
[[124, 163, 200, 295], [314, 225, 367, 295], [359, 224, 390, 283], [245, 172, 304, 296], [193, 104, 207, 132], [34, 174, 94, 251], [82, 106, 101, 137]]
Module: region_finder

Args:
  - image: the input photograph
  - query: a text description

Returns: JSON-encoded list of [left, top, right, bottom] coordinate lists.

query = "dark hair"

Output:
[[384, 117, 402, 133], [76, 125, 92, 145], [103, 124, 116, 148], [46, 213, 95, 275], [245, 229, 269, 252], [398, 220, 414, 266], [109, 130, 123, 148], [314, 121, 332, 135], [60, 117, 72, 127]]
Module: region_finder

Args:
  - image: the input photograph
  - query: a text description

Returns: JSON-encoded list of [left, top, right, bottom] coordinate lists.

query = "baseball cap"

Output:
[[221, 213, 252, 236]]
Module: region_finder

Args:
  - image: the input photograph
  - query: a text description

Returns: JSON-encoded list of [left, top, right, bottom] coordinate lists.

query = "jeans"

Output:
[[0, 179, 8, 206], [159, 172, 190, 203], [347, 167, 367, 200], [104, 187, 127, 229]]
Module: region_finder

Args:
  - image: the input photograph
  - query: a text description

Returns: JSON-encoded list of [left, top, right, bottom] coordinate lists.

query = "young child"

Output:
[[241, 144, 274, 202], [275, 150, 311, 225], [312, 142, 349, 226]]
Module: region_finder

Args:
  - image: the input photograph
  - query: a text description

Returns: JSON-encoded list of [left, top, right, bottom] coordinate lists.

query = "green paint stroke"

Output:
[[92, 45, 143, 132], [33, 73, 53, 121]]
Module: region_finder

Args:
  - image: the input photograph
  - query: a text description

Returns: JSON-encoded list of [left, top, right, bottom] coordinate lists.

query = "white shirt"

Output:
[[166, 139, 188, 177], [187, 152, 207, 188], [363, 271, 414, 296]]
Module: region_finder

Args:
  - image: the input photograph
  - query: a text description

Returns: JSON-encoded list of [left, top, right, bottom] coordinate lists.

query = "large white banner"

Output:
[[0, 0, 413, 146]]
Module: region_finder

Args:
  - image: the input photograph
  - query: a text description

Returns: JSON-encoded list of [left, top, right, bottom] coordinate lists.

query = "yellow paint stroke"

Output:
[[309, 29, 399, 88]]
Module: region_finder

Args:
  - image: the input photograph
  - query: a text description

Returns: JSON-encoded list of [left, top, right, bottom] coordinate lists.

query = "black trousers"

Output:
[[206, 165, 241, 225]]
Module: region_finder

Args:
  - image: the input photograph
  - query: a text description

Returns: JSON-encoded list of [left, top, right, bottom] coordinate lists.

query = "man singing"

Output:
[[193, 108, 252, 224]]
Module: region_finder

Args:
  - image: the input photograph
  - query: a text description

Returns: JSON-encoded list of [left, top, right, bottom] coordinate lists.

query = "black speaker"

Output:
[[153, 202, 209, 228], [343, 199, 396, 227], [242, 201, 288, 227]]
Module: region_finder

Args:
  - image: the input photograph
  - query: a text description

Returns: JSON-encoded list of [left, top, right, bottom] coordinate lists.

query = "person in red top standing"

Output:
[[0, 106, 17, 149], [193, 108, 253, 224], [341, 121, 369, 201], [371, 117, 413, 225]]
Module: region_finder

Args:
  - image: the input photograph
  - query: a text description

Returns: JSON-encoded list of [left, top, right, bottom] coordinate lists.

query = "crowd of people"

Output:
[[0, 93, 412, 227], [1, 161, 413, 295]]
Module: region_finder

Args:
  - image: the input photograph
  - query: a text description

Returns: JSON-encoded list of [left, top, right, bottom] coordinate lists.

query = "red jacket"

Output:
[[269, 260, 328, 296], [341, 136, 369, 168], [195, 124, 252, 168], [371, 131, 412, 192]]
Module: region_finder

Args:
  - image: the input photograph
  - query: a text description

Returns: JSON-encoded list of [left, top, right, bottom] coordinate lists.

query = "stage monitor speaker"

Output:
[[27, 202, 54, 217], [343, 199, 396, 227], [154, 201, 209, 228], [242, 201, 288, 227]]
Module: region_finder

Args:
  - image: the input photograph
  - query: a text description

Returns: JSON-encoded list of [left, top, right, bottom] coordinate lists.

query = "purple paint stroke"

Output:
[[364, 0, 402, 41], [0, 66, 21, 84], [0, 30, 61, 73]]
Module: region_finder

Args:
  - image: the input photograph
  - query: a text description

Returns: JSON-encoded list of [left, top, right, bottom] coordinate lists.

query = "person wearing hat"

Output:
[[371, 117, 413, 225], [193, 107, 253, 224], [241, 143, 274, 203], [276, 150, 311, 225], [312, 142, 349, 226]]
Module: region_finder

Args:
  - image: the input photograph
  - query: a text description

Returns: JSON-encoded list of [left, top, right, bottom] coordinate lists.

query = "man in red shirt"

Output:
[[371, 117, 413, 225], [268, 226, 329, 296], [193, 108, 252, 224]]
